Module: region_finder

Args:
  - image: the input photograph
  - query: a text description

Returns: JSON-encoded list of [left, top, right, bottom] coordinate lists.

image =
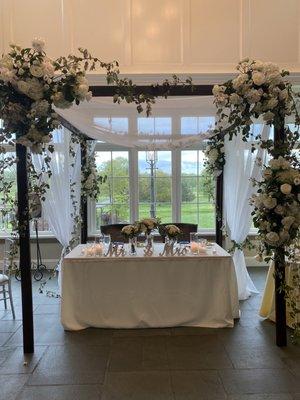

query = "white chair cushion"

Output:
[[0, 274, 9, 284]]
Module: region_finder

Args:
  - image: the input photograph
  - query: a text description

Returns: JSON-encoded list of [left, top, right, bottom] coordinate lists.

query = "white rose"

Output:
[[263, 62, 279, 74], [232, 74, 248, 90], [282, 216, 295, 229], [245, 88, 261, 104], [229, 93, 242, 105], [266, 231, 280, 245], [27, 78, 44, 100], [0, 55, 14, 70], [42, 61, 55, 77], [30, 64, 44, 78], [294, 177, 300, 185], [279, 89, 288, 101], [263, 196, 277, 209], [279, 230, 290, 242], [32, 37, 45, 52], [52, 92, 72, 109], [252, 60, 264, 71], [252, 71, 266, 86], [280, 183, 292, 195], [0, 67, 15, 82], [17, 80, 29, 94], [263, 111, 275, 123], [265, 98, 278, 110], [212, 85, 226, 96], [208, 148, 219, 162]]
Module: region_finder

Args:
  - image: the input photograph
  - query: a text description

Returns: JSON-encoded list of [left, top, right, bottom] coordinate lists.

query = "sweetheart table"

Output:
[[61, 243, 239, 330]]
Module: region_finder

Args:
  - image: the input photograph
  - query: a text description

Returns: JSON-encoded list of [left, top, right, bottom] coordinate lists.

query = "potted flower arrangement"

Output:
[[138, 218, 160, 248], [121, 224, 140, 255], [159, 224, 182, 244]]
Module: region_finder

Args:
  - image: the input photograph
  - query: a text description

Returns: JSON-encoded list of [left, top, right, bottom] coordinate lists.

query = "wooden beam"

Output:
[[16, 142, 34, 354], [215, 171, 223, 247], [90, 84, 213, 97]]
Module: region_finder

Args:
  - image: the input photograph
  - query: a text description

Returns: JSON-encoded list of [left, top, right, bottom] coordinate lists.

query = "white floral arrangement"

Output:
[[251, 156, 300, 256], [204, 58, 300, 175], [121, 224, 140, 239], [162, 224, 181, 239], [0, 38, 94, 153], [138, 218, 160, 235]]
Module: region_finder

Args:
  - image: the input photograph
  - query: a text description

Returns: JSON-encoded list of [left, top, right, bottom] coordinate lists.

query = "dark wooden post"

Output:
[[215, 171, 223, 247], [16, 142, 34, 354], [273, 122, 287, 347], [81, 139, 88, 244]]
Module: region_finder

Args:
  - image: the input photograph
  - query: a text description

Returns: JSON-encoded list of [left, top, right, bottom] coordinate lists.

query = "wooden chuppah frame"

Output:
[[17, 83, 286, 354]]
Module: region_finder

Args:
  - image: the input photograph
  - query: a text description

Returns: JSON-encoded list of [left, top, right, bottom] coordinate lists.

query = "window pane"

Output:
[[95, 152, 112, 175], [181, 177, 197, 203], [198, 116, 215, 132], [138, 117, 171, 135], [181, 150, 198, 175], [156, 177, 171, 202], [181, 117, 198, 135], [112, 152, 129, 176], [181, 203, 198, 224], [112, 178, 129, 203], [95, 150, 130, 227], [156, 203, 172, 223], [96, 204, 129, 228], [139, 177, 151, 202], [181, 149, 215, 229], [157, 151, 171, 175], [94, 117, 128, 132]]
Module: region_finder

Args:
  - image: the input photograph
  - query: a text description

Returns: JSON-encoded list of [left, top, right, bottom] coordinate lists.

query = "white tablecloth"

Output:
[[61, 243, 239, 330]]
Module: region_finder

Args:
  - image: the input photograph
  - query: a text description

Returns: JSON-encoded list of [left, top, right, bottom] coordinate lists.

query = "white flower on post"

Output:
[[229, 93, 242, 105], [32, 37, 45, 53], [262, 196, 277, 209], [280, 183, 292, 195], [30, 64, 44, 78], [263, 111, 275, 123], [266, 231, 280, 245], [208, 148, 219, 162], [265, 98, 278, 110], [282, 216, 295, 229], [252, 71, 266, 86], [274, 205, 285, 215], [263, 169, 272, 179], [232, 73, 248, 90], [294, 177, 300, 185]]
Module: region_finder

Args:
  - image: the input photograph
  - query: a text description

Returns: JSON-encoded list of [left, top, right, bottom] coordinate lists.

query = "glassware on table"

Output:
[[190, 232, 200, 255], [129, 237, 137, 255]]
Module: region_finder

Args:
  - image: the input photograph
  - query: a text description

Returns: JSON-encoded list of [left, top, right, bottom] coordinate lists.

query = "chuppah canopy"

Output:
[[56, 96, 217, 149]]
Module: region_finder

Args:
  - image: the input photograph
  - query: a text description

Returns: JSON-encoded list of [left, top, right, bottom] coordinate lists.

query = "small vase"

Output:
[[145, 233, 153, 249], [129, 237, 137, 255]]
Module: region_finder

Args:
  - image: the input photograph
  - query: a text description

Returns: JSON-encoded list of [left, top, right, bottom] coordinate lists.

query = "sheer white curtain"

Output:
[[32, 128, 81, 276], [224, 125, 269, 300]]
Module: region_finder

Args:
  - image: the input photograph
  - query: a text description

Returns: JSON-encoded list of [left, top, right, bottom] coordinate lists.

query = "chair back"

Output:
[[160, 223, 198, 242], [101, 224, 129, 243], [2, 238, 14, 275]]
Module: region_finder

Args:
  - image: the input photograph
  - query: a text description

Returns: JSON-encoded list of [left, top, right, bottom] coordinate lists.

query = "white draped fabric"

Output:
[[56, 96, 216, 149], [224, 125, 269, 300], [32, 128, 81, 280]]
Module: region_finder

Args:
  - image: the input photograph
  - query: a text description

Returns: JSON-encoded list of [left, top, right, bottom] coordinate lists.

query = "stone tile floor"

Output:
[[0, 267, 299, 399]]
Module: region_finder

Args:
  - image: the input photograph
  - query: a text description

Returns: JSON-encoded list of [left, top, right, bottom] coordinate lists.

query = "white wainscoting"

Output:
[[1, 0, 299, 74]]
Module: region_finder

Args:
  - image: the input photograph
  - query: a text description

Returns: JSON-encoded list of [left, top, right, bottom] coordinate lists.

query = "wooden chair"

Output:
[[1, 238, 15, 319], [100, 224, 129, 243], [160, 223, 198, 242]]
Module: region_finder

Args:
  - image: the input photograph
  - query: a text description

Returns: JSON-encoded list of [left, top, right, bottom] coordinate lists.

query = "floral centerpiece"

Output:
[[159, 224, 181, 242], [139, 218, 159, 234], [138, 217, 160, 248], [121, 223, 140, 254]]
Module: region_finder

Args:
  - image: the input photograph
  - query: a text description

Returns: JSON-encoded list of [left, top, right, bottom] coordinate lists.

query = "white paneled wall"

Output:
[[1, 0, 300, 74]]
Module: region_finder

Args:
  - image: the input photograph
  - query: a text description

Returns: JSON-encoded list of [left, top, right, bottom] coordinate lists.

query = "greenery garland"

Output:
[[205, 58, 300, 339]]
